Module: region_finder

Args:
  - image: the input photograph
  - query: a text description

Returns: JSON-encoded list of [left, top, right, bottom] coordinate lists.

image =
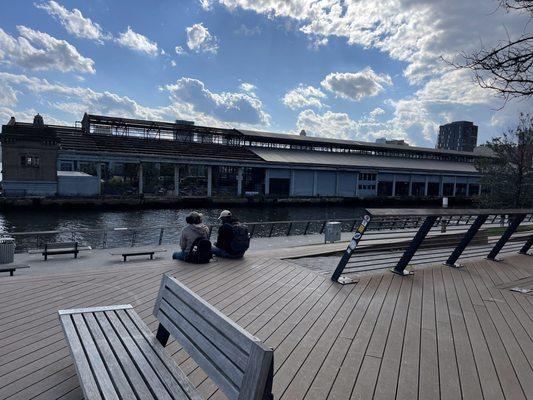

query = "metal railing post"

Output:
[[331, 212, 372, 284], [131, 230, 136, 247], [392, 215, 437, 276], [487, 214, 526, 260], [158, 228, 164, 245], [519, 236, 533, 255], [102, 231, 107, 249], [444, 214, 488, 268]]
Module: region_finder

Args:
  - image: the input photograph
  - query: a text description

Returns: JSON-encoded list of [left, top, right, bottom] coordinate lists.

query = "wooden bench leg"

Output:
[[74, 251, 78, 259], [10, 270, 13, 277], [44, 254, 48, 261], [123, 255, 127, 262], [150, 253, 154, 260]]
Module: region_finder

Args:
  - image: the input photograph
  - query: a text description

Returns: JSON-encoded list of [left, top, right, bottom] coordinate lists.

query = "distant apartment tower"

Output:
[[437, 121, 478, 152]]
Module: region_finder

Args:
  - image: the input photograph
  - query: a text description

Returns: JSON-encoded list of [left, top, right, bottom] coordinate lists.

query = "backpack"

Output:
[[185, 237, 212, 264], [230, 223, 250, 254]]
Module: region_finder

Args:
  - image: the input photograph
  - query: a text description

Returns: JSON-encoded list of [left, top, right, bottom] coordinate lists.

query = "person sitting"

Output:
[[212, 210, 250, 259], [173, 211, 209, 261]]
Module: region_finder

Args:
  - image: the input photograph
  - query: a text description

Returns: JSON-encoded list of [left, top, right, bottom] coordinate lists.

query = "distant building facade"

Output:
[[437, 121, 478, 152], [1, 113, 486, 198]]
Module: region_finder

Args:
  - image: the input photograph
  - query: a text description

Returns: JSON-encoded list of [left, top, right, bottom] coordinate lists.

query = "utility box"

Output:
[[0, 236, 15, 264], [324, 222, 341, 243]]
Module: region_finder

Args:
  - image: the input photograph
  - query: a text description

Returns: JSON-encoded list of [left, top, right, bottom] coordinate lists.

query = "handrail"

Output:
[[331, 208, 533, 284]]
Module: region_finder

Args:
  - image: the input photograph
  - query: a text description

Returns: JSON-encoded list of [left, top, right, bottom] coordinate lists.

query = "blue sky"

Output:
[[0, 0, 531, 147]]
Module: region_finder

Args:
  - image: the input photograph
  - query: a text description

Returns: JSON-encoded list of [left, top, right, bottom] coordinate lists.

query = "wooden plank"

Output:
[[115, 309, 199, 400], [104, 310, 175, 400], [419, 268, 439, 400], [83, 313, 137, 399], [71, 313, 120, 400], [432, 267, 461, 400], [58, 314, 102, 400]]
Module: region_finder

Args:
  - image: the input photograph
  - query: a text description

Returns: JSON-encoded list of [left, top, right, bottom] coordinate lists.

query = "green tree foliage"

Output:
[[475, 113, 533, 207]]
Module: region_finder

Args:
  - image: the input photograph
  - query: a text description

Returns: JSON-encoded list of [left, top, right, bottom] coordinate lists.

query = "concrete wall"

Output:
[[2, 181, 57, 196], [2, 138, 58, 182], [58, 175, 100, 197]]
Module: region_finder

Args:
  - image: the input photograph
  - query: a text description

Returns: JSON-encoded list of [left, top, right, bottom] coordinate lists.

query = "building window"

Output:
[[60, 161, 74, 171], [358, 173, 376, 181], [20, 155, 40, 168]]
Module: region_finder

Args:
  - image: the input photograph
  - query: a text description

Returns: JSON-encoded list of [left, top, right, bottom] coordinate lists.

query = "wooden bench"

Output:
[[28, 242, 91, 261], [109, 247, 167, 262], [0, 264, 29, 276], [58, 274, 274, 400]]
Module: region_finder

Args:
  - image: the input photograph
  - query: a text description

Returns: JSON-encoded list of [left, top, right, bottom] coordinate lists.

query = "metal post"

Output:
[[445, 214, 488, 268], [268, 223, 275, 237], [158, 228, 164, 245], [138, 163, 143, 195], [392, 215, 437, 276], [487, 214, 526, 260], [207, 166, 212, 197], [286, 223, 292, 236], [264, 169, 270, 195], [519, 236, 533, 255], [331, 213, 372, 284], [96, 163, 102, 195], [237, 167, 243, 196], [174, 165, 180, 196]]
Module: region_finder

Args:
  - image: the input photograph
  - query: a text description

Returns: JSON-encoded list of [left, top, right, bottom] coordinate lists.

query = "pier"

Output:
[[1, 247, 533, 399]]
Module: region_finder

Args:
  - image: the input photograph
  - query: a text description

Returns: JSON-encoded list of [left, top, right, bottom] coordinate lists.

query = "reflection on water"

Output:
[[3, 205, 364, 251]]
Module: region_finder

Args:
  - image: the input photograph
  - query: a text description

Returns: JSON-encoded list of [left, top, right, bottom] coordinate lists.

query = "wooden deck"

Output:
[[1, 254, 533, 399]]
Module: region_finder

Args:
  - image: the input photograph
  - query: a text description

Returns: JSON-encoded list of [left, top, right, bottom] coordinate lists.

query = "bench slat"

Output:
[[155, 275, 254, 353], [159, 300, 244, 387], [161, 289, 249, 370], [125, 308, 203, 400], [105, 311, 175, 400], [59, 314, 103, 400], [72, 313, 120, 400], [157, 311, 240, 400], [115, 309, 200, 399], [93, 312, 156, 400], [83, 313, 138, 399], [154, 275, 273, 400]]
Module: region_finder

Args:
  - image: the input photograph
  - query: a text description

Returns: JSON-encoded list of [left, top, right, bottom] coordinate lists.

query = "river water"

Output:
[[2, 205, 365, 251]]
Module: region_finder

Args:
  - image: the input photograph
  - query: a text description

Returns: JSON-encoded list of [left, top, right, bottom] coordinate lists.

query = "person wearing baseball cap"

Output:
[[212, 210, 250, 258]]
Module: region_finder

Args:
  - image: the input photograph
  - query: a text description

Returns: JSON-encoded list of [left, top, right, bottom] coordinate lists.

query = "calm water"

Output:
[[2, 205, 365, 251]]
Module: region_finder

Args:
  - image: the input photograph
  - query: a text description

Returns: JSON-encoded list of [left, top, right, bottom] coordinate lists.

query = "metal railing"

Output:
[[6, 217, 365, 253], [331, 208, 533, 284]]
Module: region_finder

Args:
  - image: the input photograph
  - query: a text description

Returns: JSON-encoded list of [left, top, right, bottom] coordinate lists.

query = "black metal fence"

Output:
[[331, 208, 533, 284], [7, 217, 364, 253]]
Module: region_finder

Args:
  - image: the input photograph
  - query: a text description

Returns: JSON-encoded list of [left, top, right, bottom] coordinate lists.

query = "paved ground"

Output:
[[1, 253, 533, 399]]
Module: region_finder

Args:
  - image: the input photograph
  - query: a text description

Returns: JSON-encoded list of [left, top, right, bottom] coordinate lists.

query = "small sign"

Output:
[[510, 287, 532, 294]]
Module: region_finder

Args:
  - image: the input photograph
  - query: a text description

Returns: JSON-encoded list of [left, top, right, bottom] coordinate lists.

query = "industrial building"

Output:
[[0, 113, 486, 199], [437, 121, 478, 152]]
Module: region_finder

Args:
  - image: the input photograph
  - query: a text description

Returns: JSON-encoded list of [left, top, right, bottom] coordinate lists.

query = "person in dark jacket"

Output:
[[212, 210, 249, 259]]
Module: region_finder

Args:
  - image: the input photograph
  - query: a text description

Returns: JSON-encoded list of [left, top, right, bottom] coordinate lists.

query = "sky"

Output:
[[0, 0, 532, 147]]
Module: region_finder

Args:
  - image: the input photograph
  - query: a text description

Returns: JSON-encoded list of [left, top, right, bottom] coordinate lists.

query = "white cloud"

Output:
[[0, 106, 70, 126], [186, 23, 218, 54], [234, 24, 261, 36], [199, 0, 213, 10], [175, 45, 186, 55], [283, 85, 326, 109], [0, 26, 95, 73], [321, 67, 392, 102], [215, 0, 530, 85], [165, 77, 269, 125], [0, 82, 17, 106], [308, 36, 328, 50], [35, 1, 107, 42], [296, 108, 408, 143], [170, 60, 177, 67], [239, 82, 256, 92], [116, 26, 158, 56], [369, 107, 385, 119]]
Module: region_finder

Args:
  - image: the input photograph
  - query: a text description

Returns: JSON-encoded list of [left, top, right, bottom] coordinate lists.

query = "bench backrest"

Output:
[[45, 241, 78, 250], [153, 275, 273, 400]]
